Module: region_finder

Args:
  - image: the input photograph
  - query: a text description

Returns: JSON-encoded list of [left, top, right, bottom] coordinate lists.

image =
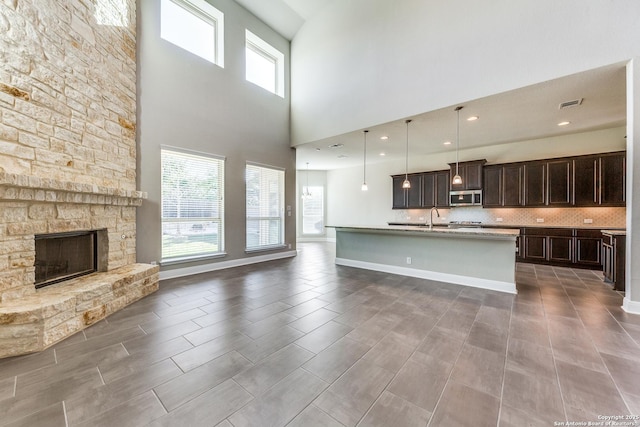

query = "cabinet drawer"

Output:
[[575, 229, 602, 238]]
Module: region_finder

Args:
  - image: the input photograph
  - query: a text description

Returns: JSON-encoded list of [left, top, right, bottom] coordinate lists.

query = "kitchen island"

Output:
[[331, 225, 520, 294]]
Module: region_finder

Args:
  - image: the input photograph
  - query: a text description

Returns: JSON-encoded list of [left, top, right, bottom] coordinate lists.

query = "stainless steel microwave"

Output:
[[449, 190, 482, 207]]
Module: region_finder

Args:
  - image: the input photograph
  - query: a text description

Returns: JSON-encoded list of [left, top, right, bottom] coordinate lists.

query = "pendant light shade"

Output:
[[402, 119, 412, 189], [452, 106, 463, 185], [361, 130, 368, 191]]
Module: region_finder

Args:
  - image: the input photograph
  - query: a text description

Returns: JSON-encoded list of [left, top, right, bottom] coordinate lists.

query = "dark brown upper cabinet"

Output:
[[483, 163, 524, 207], [503, 164, 524, 207], [600, 152, 626, 206], [392, 170, 449, 209], [449, 160, 486, 191], [434, 171, 450, 207], [392, 173, 423, 209], [524, 162, 546, 206], [547, 159, 573, 206], [482, 165, 503, 207], [574, 155, 598, 205], [422, 170, 450, 208]]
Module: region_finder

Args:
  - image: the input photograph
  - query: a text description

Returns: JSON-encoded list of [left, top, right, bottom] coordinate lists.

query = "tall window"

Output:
[[302, 186, 324, 235], [161, 148, 225, 262], [245, 30, 285, 98], [246, 163, 285, 250], [160, 0, 224, 67]]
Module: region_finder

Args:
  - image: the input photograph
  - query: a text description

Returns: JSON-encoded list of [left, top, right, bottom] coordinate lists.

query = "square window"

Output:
[[245, 30, 285, 97], [161, 0, 224, 67]]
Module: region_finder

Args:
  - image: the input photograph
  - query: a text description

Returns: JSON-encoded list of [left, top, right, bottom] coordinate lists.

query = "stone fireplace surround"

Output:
[[0, 172, 158, 359]]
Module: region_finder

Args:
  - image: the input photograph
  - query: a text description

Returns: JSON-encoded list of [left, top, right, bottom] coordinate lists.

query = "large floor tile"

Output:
[[228, 368, 328, 427], [314, 359, 394, 427]]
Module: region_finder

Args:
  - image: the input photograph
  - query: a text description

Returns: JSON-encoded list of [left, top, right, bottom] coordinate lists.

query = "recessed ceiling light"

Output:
[[379, 152, 386, 156], [380, 136, 389, 140], [443, 141, 452, 145], [467, 116, 479, 121], [329, 143, 344, 148], [315, 147, 321, 151], [558, 121, 571, 126], [337, 154, 348, 158]]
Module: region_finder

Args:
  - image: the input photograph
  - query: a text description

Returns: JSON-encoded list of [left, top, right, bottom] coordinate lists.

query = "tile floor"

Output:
[[1, 242, 639, 427]]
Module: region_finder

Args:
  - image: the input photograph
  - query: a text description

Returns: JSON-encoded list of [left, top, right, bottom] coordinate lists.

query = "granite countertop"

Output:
[[330, 224, 520, 239], [601, 229, 626, 236], [387, 222, 625, 231]]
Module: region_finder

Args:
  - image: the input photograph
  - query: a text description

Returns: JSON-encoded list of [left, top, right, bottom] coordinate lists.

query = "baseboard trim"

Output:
[[622, 297, 640, 315], [159, 250, 297, 281], [335, 257, 517, 294]]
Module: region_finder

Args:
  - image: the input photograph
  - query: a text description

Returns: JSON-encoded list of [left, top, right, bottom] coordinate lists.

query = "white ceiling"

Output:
[[296, 63, 626, 170], [230, 1, 627, 172], [233, 0, 328, 40]]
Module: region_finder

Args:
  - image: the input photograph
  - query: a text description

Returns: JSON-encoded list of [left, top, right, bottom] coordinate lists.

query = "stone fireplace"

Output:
[[0, 0, 158, 358]]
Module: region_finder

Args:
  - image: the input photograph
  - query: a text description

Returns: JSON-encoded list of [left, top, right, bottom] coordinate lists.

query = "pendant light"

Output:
[[361, 130, 369, 191], [301, 162, 312, 199], [452, 106, 463, 185], [402, 119, 412, 189]]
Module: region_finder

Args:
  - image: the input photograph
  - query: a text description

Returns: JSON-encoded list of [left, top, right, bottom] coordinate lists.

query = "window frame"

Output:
[[245, 29, 285, 98], [160, 0, 225, 67], [245, 162, 286, 252], [160, 147, 226, 264], [301, 185, 325, 236]]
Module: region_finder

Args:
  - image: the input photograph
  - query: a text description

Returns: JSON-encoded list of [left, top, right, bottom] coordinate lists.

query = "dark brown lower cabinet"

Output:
[[519, 227, 607, 270], [575, 230, 602, 267], [602, 232, 626, 290], [548, 232, 573, 263]]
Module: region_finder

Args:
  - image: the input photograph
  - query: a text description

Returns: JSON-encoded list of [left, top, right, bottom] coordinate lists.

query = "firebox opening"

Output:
[[34, 230, 99, 289]]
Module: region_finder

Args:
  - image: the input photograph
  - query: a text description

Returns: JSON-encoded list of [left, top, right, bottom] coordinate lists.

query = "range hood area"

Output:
[[448, 160, 486, 207]]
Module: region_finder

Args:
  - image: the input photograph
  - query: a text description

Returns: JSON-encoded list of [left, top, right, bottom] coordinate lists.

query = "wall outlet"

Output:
[[583, 218, 593, 224], [496, 217, 503, 222], [288, 243, 291, 249], [406, 257, 412, 265], [418, 217, 425, 221], [536, 218, 544, 223]]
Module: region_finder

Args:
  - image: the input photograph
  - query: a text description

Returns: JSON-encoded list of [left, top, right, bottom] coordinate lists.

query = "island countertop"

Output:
[[328, 224, 520, 240]]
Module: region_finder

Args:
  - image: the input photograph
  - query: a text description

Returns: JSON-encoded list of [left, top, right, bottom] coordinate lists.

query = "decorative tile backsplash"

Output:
[[394, 207, 626, 228]]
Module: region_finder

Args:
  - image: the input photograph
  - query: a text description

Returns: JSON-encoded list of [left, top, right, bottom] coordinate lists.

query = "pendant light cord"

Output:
[[455, 106, 462, 177], [405, 119, 411, 181], [363, 130, 368, 184]]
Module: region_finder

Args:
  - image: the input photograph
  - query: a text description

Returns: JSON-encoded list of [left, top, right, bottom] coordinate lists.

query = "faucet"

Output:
[[429, 207, 440, 230]]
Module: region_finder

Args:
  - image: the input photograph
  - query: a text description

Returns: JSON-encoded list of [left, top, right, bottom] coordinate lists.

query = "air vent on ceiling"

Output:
[[559, 98, 583, 109]]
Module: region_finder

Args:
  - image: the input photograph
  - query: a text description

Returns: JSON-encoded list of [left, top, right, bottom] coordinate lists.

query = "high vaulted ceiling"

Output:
[[231, 1, 627, 171]]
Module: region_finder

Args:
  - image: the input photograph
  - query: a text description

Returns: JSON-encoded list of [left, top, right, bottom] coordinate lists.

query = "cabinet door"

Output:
[[422, 173, 435, 208], [524, 235, 547, 260], [464, 163, 483, 190], [574, 156, 598, 206], [547, 160, 572, 206], [406, 174, 423, 208], [503, 164, 523, 207], [600, 153, 626, 206], [548, 236, 572, 263], [602, 242, 614, 283], [524, 162, 546, 206], [434, 171, 450, 207], [575, 237, 602, 267], [392, 176, 407, 209], [483, 166, 502, 207]]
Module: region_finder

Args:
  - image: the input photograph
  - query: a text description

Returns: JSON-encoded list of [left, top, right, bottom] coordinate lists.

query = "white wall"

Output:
[[326, 127, 626, 235], [291, 0, 640, 146]]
